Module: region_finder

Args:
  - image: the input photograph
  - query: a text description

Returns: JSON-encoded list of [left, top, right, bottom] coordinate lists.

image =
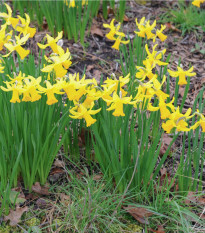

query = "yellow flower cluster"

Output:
[[104, 17, 205, 133], [103, 19, 130, 50], [1, 72, 42, 103], [0, 5, 204, 133], [0, 4, 36, 60], [103, 17, 167, 50], [134, 61, 198, 134], [192, 0, 205, 7], [135, 17, 167, 42], [38, 32, 72, 78]]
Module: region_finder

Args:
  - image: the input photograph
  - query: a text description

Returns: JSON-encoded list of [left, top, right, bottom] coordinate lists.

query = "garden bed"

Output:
[[0, 1, 205, 232]]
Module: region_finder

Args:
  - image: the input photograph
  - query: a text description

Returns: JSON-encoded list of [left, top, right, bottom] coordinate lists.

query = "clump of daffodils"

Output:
[[0, 4, 205, 133], [103, 17, 167, 51], [103, 16, 205, 134], [0, 4, 36, 59]]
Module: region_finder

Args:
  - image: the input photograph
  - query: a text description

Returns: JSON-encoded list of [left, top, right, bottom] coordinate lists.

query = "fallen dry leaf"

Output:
[[86, 64, 95, 72], [42, 18, 48, 31], [165, 23, 181, 33], [185, 191, 198, 204], [9, 190, 26, 205], [25, 193, 37, 200], [36, 198, 52, 209], [123, 205, 153, 224], [163, 134, 173, 145], [4, 206, 28, 226], [179, 86, 185, 97], [50, 167, 65, 176], [32, 182, 49, 195], [49, 167, 65, 182], [93, 69, 102, 83], [148, 225, 165, 233], [91, 25, 103, 37], [123, 15, 129, 22], [59, 193, 71, 206], [198, 196, 205, 205], [185, 192, 205, 205], [54, 159, 65, 168], [107, 7, 114, 15], [200, 77, 205, 84], [199, 213, 205, 220], [158, 168, 176, 191], [93, 173, 103, 181], [76, 171, 85, 180], [160, 167, 167, 177], [159, 134, 173, 156], [78, 127, 92, 147]]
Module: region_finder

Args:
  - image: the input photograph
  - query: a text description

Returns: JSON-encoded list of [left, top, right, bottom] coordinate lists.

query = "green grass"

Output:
[[133, 179, 205, 233], [160, 3, 205, 36], [2, 164, 204, 232], [2, 165, 128, 232]]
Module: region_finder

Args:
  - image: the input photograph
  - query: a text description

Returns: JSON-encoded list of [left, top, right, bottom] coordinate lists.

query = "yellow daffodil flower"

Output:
[[1, 81, 22, 103], [41, 48, 72, 78], [103, 19, 129, 50], [0, 59, 5, 73], [103, 19, 122, 40], [135, 74, 168, 108], [16, 14, 36, 38], [69, 0, 75, 8], [192, 0, 205, 7], [82, 0, 88, 6], [0, 24, 13, 51], [64, 0, 86, 7], [4, 71, 26, 85], [3, 34, 30, 59], [83, 87, 102, 108], [64, 73, 88, 101], [153, 25, 167, 42], [168, 66, 196, 85], [0, 4, 19, 28], [135, 17, 146, 37], [152, 75, 169, 101], [101, 84, 116, 105], [102, 74, 130, 97], [162, 107, 192, 133], [136, 62, 155, 81], [105, 92, 133, 117], [57, 77, 86, 101], [148, 97, 175, 119], [69, 103, 101, 127], [198, 119, 205, 132], [135, 17, 156, 40], [143, 44, 168, 67], [21, 76, 42, 102], [37, 31, 63, 54], [38, 80, 64, 105], [190, 111, 205, 132], [112, 35, 130, 50], [134, 86, 153, 107]]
